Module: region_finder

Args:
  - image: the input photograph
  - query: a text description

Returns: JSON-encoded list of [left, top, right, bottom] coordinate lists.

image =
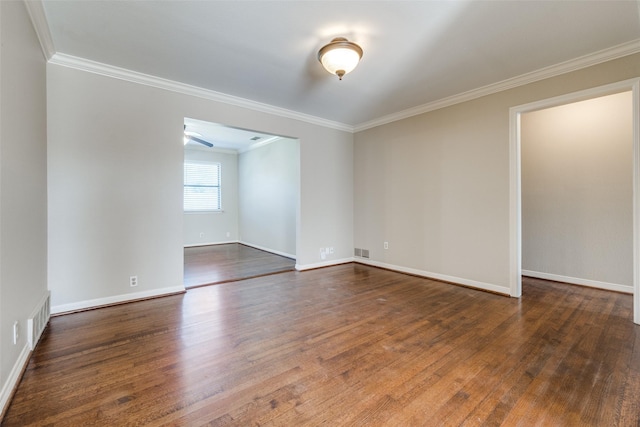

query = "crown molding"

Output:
[[238, 136, 283, 154], [185, 136, 282, 155], [31, 1, 640, 137], [354, 38, 640, 132], [48, 53, 354, 133], [185, 145, 238, 155], [23, 0, 55, 60], [210, 147, 239, 155]]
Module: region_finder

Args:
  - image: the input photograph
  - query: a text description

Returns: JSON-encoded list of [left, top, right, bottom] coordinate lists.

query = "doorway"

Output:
[[183, 118, 300, 287], [509, 78, 640, 324]]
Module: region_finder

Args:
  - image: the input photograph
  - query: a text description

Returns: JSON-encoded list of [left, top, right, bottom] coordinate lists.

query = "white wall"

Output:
[[239, 138, 298, 257], [183, 148, 238, 246], [522, 91, 633, 290], [47, 63, 354, 312], [354, 53, 640, 294], [47, 67, 185, 312], [0, 0, 48, 413]]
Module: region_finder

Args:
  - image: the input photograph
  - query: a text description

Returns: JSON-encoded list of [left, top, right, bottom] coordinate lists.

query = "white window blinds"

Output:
[[184, 161, 221, 211]]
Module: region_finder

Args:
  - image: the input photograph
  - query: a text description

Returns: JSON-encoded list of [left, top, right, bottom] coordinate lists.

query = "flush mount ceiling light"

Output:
[[317, 37, 363, 80]]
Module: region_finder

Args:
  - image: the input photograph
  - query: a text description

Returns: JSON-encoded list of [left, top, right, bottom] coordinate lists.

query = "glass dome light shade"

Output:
[[318, 38, 363, 80]]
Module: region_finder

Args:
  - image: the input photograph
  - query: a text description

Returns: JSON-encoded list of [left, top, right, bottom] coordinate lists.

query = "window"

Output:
[[184, 161, 221, 211]]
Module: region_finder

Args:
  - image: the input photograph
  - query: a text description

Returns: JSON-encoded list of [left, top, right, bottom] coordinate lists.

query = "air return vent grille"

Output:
[[28, 292, 50, 350], [354, 248, 369, 258]]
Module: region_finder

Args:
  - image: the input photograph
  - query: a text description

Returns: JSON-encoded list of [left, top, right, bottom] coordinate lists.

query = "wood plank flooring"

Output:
[[3, 264, 639, 425], [184, 243, 295, 288]]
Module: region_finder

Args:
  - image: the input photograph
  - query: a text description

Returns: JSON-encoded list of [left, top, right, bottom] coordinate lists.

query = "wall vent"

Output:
[[361, 249, 370, 258], [354, 248, 362, 257], [28, 292, 50, 350]]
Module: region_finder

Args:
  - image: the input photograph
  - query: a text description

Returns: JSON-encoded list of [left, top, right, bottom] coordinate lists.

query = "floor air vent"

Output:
[[28, 292, 50, 350]]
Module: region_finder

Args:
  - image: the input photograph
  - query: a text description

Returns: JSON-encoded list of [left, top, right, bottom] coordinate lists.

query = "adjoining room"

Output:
[[521, 91, 634, 295], [182, 118, 298, 287]]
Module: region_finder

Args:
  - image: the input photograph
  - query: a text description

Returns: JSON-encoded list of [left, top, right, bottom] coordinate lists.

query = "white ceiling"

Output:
[[183, 117, 283, 152], [40, 0, 640, 130]]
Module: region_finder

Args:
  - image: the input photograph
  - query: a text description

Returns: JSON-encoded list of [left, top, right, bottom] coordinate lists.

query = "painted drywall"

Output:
[[521, 91, 633, 289], [354, 53, 640, 294], [238, 138, 298, 257], [47, 63, 353, 311], [47, 67, 186, 312], [0, 0, 48, 412], [184, 148, 239, 246]]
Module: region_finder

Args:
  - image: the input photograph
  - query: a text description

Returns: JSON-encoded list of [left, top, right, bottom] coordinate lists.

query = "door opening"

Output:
[[509, 78, 640, 324], [182, 117, 300, 287]]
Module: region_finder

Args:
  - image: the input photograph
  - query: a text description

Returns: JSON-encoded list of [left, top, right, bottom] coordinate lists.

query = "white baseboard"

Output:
[[354, 258, 511, 295], [238, 241, 296, 260], [0, 344, 30, 419], [295, 257, 354, 271], [522, 270, 633, 294], [51, 285, 186, 315], [184, 240, 237, 248]]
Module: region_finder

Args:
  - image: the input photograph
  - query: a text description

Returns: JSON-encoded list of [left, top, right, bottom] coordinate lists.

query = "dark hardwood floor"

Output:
[[184, 243, 295, 288], [3, 264, 639, 425]]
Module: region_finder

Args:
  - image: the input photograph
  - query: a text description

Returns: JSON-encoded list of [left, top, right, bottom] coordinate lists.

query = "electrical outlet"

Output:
[[226, 231, 230, 238], [199, 232, 204, 238], [13, 321, 19, 345], [130, 276, 138, 287], [384, 242, 389, 250]]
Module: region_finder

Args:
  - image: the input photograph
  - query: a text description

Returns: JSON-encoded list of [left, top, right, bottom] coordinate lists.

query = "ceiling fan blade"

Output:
[[189, 136, 214, 147]]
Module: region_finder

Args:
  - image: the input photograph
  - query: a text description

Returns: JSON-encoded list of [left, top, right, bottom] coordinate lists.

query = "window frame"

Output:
[[183, 160, 222, 213]]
